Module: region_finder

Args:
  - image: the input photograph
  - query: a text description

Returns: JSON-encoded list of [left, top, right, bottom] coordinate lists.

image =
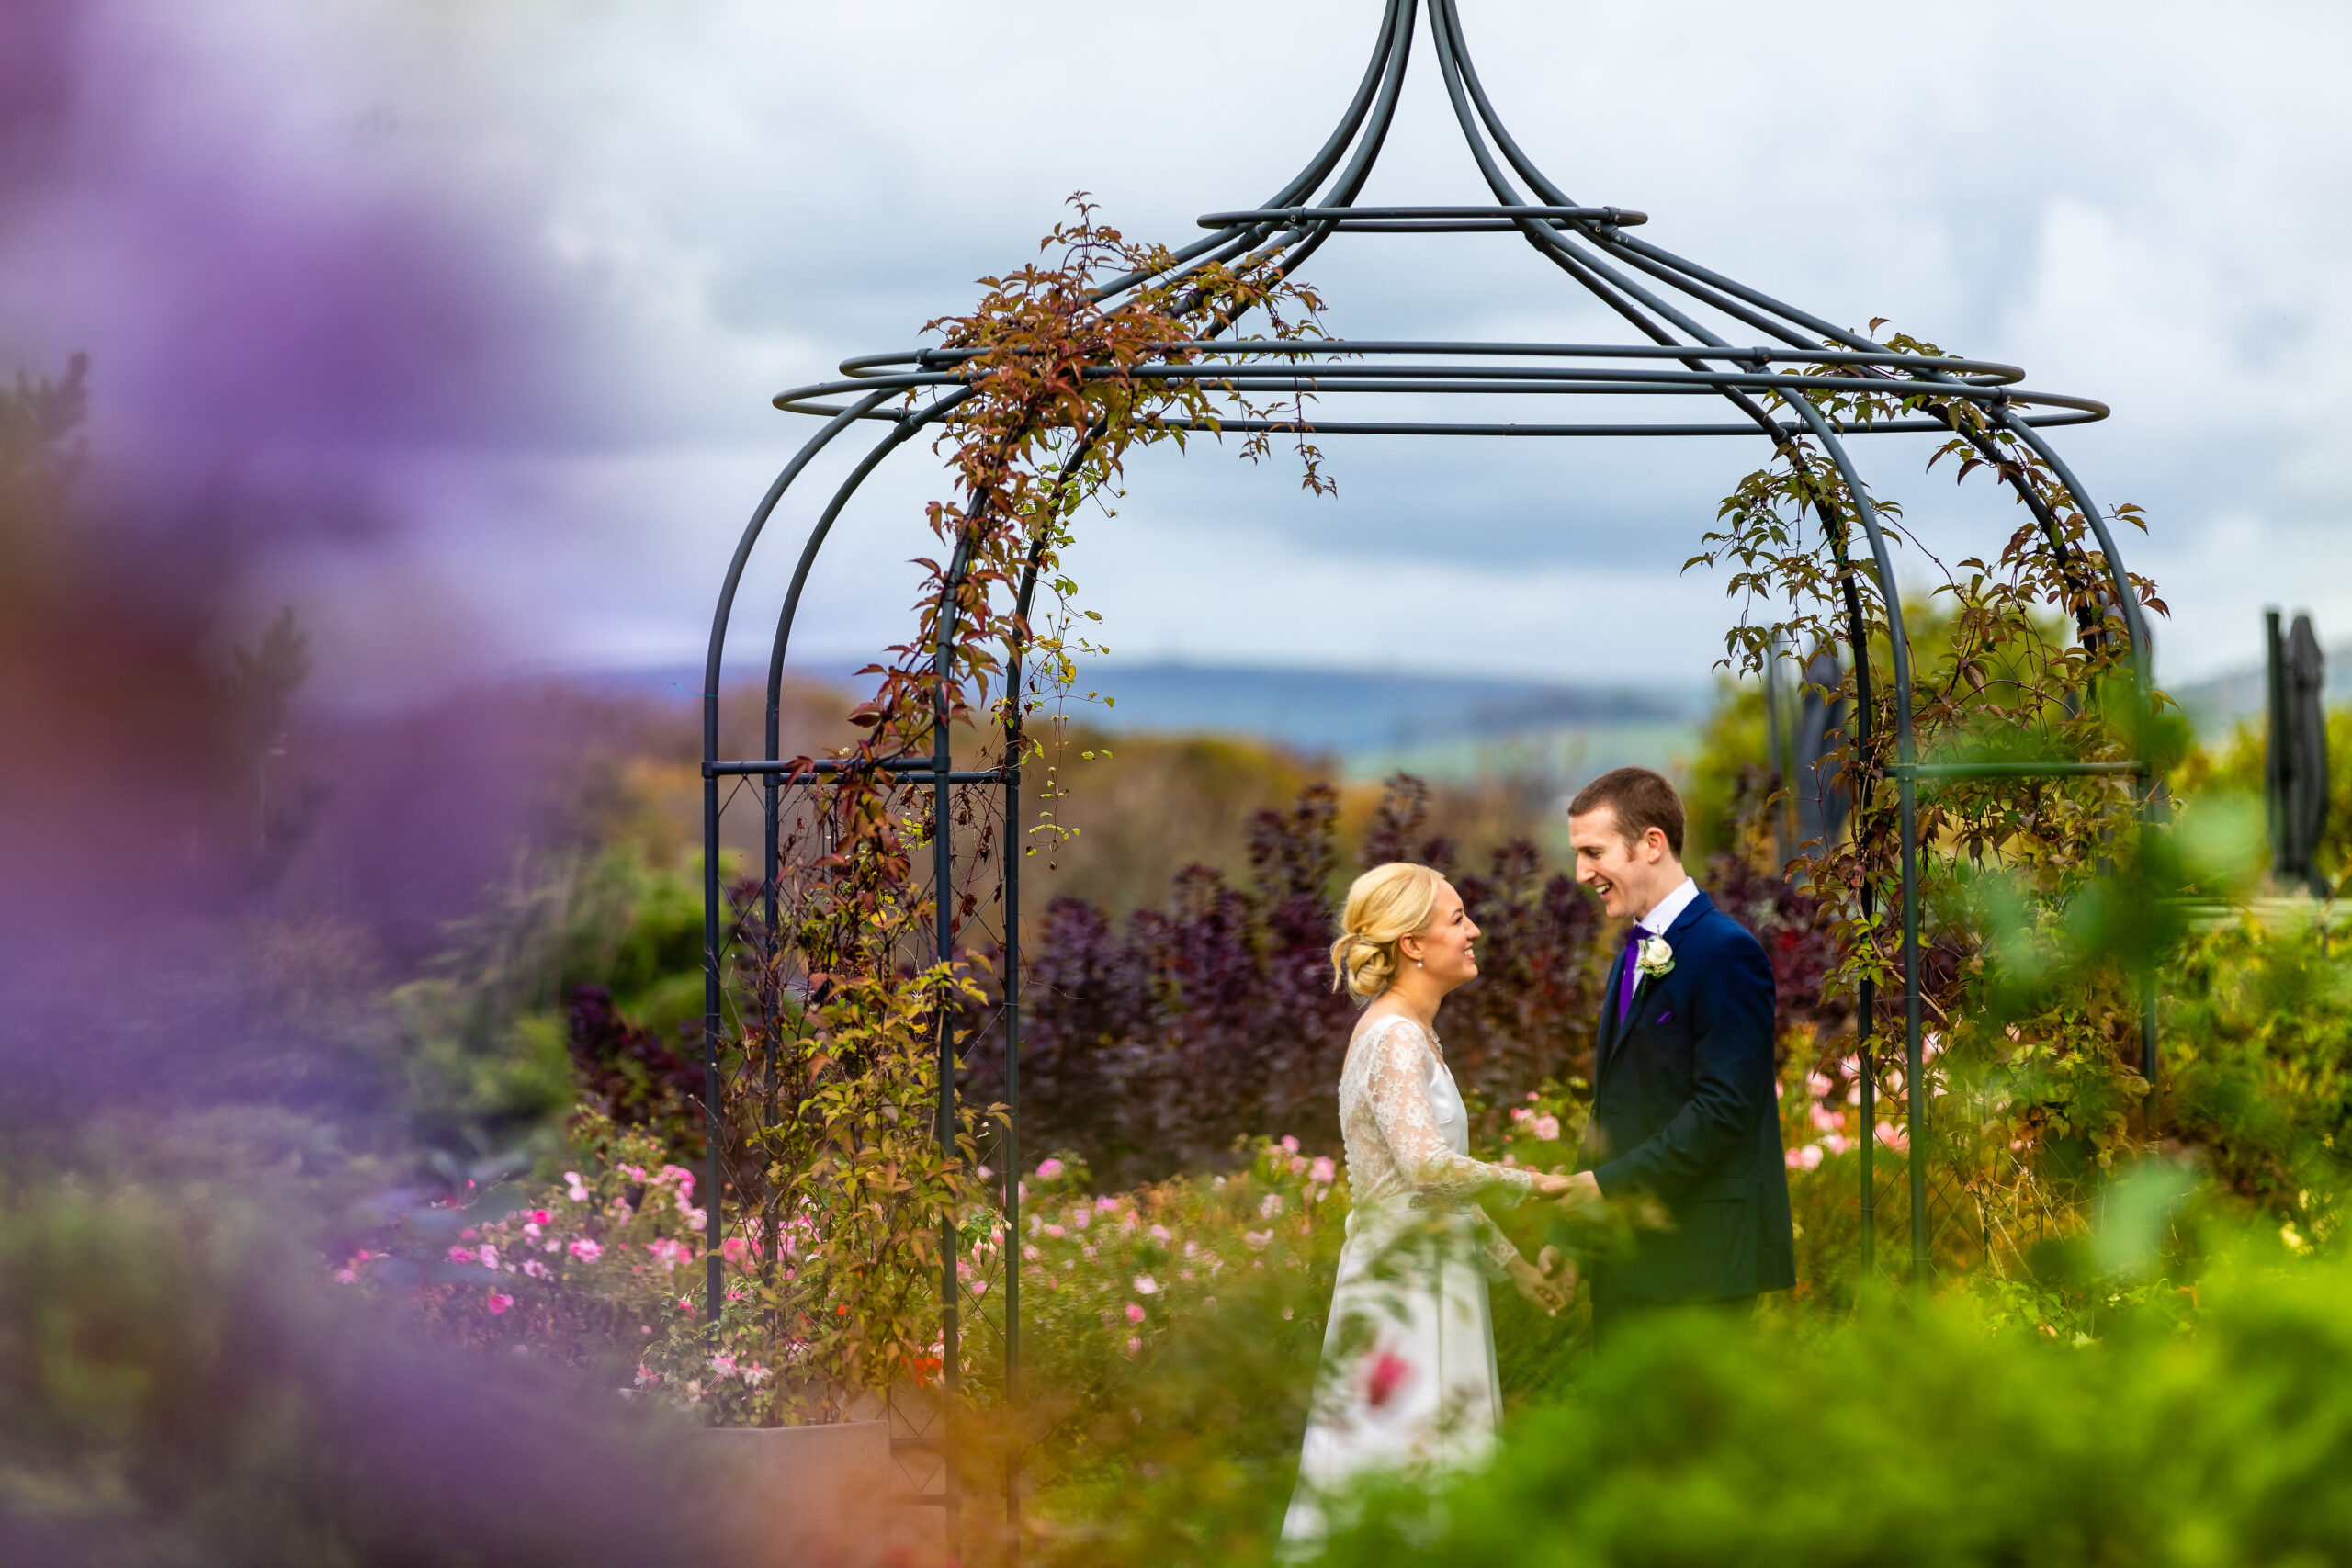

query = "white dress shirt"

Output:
[[1636, 874, 1700, 938]]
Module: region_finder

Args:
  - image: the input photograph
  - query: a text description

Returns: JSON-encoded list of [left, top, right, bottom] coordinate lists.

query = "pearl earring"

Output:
[[1415, 959, 1424, 968]]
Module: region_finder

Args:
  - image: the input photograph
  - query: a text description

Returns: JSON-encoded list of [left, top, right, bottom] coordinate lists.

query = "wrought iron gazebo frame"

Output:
[[698, 0, 2158, 1541]]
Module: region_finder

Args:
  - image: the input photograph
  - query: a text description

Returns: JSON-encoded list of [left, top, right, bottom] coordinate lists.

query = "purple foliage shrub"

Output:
[[970, 778, 1611, 1184], [969, 773, 1852, 1185], [565, 985, 705, 1156]]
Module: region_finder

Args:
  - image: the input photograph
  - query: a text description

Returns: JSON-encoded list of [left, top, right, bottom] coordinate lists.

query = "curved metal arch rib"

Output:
[[698, 385, 897, 1329]]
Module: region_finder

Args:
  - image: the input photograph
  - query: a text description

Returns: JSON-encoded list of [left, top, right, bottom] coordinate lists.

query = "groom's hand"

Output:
[[1551, 1170, 1603, 1212]]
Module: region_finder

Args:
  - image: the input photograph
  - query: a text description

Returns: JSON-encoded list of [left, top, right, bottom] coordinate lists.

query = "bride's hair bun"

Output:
[[1329, 862, 1445, 1000]]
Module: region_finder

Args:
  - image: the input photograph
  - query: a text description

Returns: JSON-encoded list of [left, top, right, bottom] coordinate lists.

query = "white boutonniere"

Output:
[[1635, 933, 1676, 980]]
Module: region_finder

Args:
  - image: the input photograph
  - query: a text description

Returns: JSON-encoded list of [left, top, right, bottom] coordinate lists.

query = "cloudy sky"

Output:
[[7, 0, 2348, 704]]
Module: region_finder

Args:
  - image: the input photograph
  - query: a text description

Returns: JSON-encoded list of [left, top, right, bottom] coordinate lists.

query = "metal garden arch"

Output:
[[698, 0, 2157, 1532]]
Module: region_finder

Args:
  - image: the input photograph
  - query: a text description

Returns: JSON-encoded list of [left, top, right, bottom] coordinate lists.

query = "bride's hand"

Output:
[[1529, 1171, 1577, 1197], [1508, 1253, 1568, 1316]]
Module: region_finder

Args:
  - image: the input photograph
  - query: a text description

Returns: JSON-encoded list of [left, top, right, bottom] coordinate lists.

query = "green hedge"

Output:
[[1302, 1224, 2352, 1567]]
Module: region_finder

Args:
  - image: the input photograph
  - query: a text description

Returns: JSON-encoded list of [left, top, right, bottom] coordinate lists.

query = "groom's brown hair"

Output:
[[1568, 766, 1685, 857]]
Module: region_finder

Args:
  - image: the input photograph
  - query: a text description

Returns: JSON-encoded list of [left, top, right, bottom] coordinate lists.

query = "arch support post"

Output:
[[1996, 412, 2162, 1087], [929, 534, 981, 1547], [1809, 491, 1879, 1286], [703, 696, 725, 1328], [1786, 396, 1928, 1287]]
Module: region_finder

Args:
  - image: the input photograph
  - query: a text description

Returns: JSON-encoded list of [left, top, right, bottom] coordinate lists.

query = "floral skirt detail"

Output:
[[1280, 1206, 1500, 1547]]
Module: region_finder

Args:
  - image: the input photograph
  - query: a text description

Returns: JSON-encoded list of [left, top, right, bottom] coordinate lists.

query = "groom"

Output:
[[1555, 766, 1795, 1340]]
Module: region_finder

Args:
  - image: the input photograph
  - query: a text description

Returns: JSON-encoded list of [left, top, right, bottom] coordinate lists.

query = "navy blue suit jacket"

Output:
[[1579, 888, 1796, 1303]]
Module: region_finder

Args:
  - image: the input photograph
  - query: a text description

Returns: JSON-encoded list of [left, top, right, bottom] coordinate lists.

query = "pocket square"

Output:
[[1656, 1009, 1674, 1025]]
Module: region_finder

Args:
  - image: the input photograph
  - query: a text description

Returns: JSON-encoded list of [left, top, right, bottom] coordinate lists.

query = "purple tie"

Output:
[[1616, 924, 1647, 1020]]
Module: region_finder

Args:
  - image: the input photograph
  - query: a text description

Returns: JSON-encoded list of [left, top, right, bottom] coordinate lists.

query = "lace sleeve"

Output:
[[1469, 1209, 1523, 1277], [1363, 1020, 1538, 1206]]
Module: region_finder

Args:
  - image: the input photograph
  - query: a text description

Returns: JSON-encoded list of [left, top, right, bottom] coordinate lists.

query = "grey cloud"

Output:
[[26, 0, 2338, 696]]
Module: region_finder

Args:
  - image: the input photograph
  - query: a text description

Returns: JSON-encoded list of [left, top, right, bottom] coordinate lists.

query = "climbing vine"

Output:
[[1695, 324, 2182, 1265], [718, 197, 1336, 1397]]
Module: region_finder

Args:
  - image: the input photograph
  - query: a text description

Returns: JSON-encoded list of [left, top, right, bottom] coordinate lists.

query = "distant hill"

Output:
[[1067, 660, 1707, 754], [2167, 641, 2352, 736], [540, 656, 1713, 786]]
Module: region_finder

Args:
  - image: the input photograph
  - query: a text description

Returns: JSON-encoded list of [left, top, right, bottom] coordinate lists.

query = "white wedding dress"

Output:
[[1280, 1013, 1536, 1545]]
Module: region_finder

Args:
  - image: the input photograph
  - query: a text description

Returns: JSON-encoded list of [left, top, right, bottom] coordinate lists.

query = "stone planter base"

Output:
[[703, 1419, 945, 1567]]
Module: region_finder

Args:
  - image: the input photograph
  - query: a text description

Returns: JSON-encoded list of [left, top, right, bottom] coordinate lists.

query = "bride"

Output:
[[1281, 862, 1574, 1545]]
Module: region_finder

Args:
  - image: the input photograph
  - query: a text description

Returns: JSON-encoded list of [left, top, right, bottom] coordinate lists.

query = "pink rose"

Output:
[[721, 1236, 748, 1265], [1532, 1114, 1561, 1142], [1125, 1303, 1147, 1325], [1310, 1156, 1337, 1184], [1035, 1157, 1066, 1180], [485, 1292, 514, 1315], [569, 1237, 604, 1262], [1280, 1135, 1300, 1154], [530, 1209, 551, 1225], [446, 1246, 477, 1266]]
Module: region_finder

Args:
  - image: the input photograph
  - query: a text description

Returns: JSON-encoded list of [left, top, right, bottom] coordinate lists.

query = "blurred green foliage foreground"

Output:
[[1314, 1191, 2352, 1568], [17, 1148, 2352, 1567], [0, 1167, 747, 1567]]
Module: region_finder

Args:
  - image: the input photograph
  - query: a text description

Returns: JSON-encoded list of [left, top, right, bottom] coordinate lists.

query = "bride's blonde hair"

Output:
[[1329, 862, 1445, 1000]]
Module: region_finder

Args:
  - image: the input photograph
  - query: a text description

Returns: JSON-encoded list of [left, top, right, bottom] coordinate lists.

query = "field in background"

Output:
[[544, 657, 1716, 908]]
